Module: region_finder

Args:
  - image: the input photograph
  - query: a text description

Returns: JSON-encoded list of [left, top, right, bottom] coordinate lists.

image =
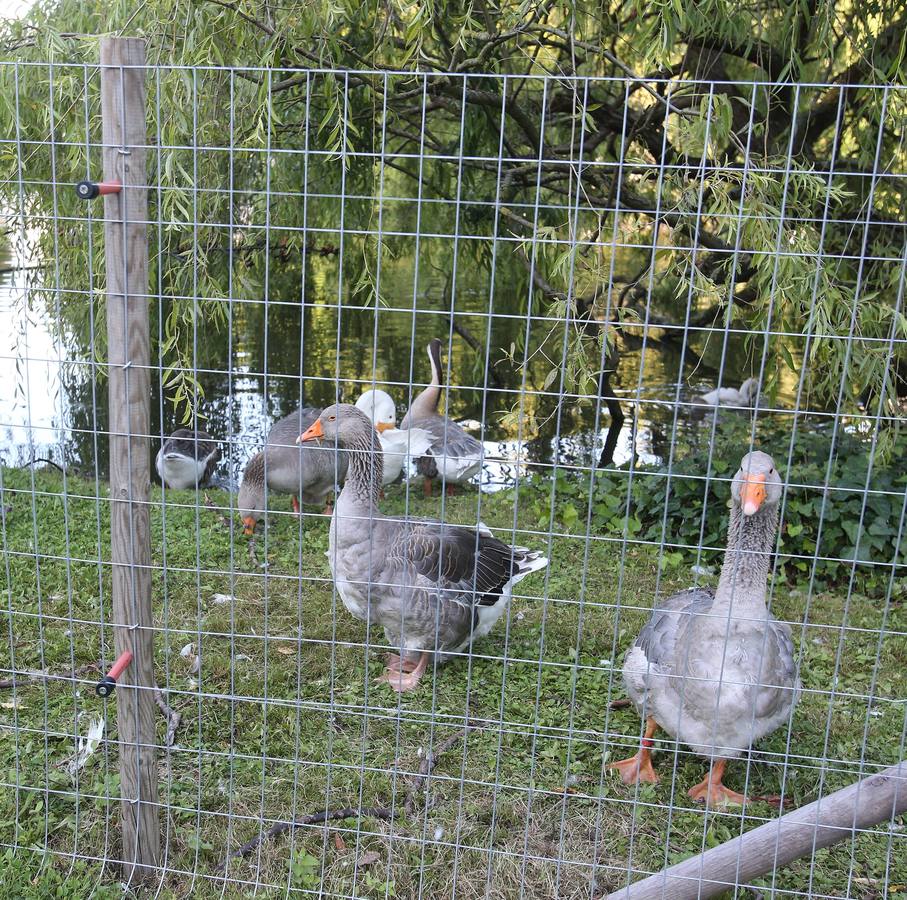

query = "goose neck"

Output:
[[410, 343, 442, 418], [340, 429, 383, 508], [713, 504, 778, 613]]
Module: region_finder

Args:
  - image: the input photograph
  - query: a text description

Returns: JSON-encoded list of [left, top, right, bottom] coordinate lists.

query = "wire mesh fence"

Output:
[[0, 44, 906, 898]]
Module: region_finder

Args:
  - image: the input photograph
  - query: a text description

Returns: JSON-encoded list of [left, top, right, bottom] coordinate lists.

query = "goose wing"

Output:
[[197, 432, 222, 480], [753, 617, 800, 717], [410, 416, 483, 480], [267, 407, 322, 448], [424, 418, 483, 459], [380, 518, 544, 639], [357, 516, 545, 653], [635, 586, 715, 669], [380, 426, 434, 460], [387, 521, 520, 603]]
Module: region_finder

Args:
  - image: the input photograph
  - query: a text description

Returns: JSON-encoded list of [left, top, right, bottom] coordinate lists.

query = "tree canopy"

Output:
[[1, 0, 905, 433]]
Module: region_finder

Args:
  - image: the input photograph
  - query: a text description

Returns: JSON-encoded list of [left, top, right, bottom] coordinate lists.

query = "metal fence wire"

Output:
[[0, 44, 906, 899]]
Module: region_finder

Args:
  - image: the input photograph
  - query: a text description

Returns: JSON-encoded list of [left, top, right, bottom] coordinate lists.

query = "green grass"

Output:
[[0, 467, 905, 898]]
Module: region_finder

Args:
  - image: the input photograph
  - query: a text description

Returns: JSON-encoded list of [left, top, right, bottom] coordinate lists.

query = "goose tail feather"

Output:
[[509, 550, 549, 585]]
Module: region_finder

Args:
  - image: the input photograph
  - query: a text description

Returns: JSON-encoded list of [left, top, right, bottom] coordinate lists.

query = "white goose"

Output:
[[694, 377, 761, 410], [354, 389, 434, 486]]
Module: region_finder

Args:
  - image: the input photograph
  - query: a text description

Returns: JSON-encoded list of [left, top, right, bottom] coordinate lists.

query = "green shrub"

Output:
[[544, 417, 907, 597]]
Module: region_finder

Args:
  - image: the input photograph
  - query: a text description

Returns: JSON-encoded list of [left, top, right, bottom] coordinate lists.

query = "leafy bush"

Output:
[[543, 417, 907, 598]]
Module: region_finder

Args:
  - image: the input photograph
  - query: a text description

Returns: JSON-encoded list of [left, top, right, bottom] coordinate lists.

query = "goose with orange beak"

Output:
[[238, 407, 349, 535], [298, 404, 547, 692], [611, 450, 800, 807]]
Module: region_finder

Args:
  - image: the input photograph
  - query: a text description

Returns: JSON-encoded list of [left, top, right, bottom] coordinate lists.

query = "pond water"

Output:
[[0, 238, 783, 492]]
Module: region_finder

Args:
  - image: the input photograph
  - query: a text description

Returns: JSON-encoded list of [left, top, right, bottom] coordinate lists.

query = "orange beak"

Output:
[[297, 418, 324, 444], [740, 474, 766, 516], [242, 516, 256, 537], [375, 421, 395, 433]]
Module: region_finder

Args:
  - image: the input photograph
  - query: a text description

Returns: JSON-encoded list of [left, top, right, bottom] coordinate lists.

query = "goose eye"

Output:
[[328, 415, 336, 421]]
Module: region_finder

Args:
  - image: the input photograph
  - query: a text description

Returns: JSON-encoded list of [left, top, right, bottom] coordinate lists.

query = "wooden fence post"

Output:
[[100, 36, 160, 878], [607, 760, 906, 899]]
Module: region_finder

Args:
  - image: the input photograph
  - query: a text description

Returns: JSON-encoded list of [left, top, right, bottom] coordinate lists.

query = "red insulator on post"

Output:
[[75, 179, 122, 200], [95, 648, 133, 697]]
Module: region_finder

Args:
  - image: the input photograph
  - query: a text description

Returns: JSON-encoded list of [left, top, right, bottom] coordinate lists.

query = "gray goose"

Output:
[[400, 338, 483, 497], [298, 404, 547, 691], [611, 451, 799, 806], [238, 407, 348, 535], [156, 428, 221, 490]]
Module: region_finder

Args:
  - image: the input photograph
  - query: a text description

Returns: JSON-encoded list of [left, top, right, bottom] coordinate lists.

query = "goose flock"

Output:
[[156, 340, 795, 805]]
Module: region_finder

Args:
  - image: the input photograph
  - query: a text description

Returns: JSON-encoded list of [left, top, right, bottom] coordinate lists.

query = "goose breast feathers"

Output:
[[624, 586, 799, 759]]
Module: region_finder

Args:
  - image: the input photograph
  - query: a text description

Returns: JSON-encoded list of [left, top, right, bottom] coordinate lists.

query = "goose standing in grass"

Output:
[[400, 338, 483, 497], [238, 408, 348, 535], [354, 389, 434, 486], [298, 404, 547, 691], [156, 428, 221, 490], [610, 451, 799, 806], [693, 376, 761, 410]]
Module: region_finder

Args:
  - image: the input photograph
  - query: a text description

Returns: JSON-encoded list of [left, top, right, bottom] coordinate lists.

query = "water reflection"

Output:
[[0, 244, 69, 467], [1, 243, 770, 489]]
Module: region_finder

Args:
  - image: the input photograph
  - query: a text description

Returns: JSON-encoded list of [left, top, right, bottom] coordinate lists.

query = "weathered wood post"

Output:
[[607, 760, 906, 899], [100, 36, 160, 877]]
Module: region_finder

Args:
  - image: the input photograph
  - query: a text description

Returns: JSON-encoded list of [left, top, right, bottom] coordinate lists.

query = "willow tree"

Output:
[[1, 0, 904, 438]]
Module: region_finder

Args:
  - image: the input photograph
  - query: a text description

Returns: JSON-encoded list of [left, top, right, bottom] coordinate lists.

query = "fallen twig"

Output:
[[221, 720, 478, 870], [153, 687, 182, 747], [404, 721, 477, 814], [225, 806, 394, 866], [608, 698, 631, 710]]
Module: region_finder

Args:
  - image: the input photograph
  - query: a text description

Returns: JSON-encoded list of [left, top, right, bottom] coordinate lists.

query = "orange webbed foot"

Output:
[[609, 751, 659, 785], [688, 760, 781, 807], [377, 651, 428, 692]]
